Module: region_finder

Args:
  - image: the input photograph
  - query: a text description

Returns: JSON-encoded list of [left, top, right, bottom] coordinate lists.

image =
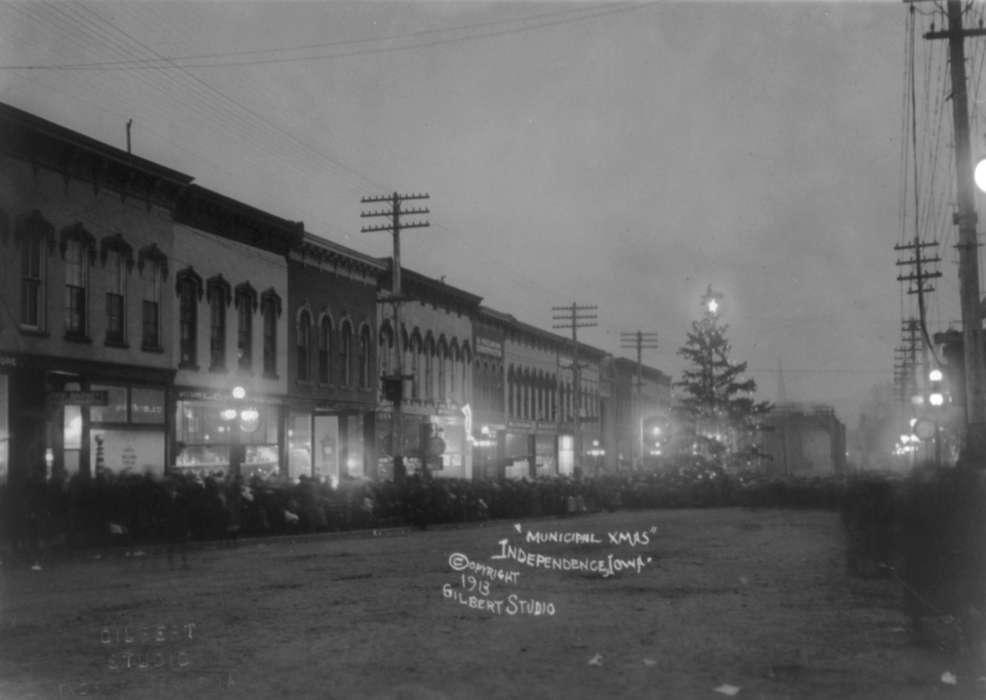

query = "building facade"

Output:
[[0, 103, 191, 483], [608, 357, 673, 470], [285, 233, 385, 484], [761, 402, 847, 476], [376, 264, 481, 480], [170, 185, 302, 479]]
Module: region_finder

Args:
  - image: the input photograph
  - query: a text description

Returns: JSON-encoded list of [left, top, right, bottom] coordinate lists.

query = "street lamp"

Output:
[[221, 385, 258, 478], [975, 157, 986, 192]]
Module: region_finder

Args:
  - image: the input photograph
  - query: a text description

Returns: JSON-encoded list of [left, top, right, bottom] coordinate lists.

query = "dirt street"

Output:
[[0, 508, 981, 699]]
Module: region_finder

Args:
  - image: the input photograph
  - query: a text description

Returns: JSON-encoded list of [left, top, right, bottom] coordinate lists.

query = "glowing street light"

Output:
[[928, 368, 945, 407], [975, 158, 986, 193]]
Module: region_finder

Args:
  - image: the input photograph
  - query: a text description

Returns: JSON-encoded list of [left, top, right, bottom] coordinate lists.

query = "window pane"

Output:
[[63, 405, 82, 449], [91, 428, 165, 476], [130, 387, 165, 424], [90, 384, 128, 422], [142, 300, 159, 348], [20, 240, 42, 327], [288, 412, 312, 480], [210, 295, 225, 368], [0, 374, 8, 482], [106, 293, 124, 341], [179, 284, 197, 365], [238, 303, 251, 369]]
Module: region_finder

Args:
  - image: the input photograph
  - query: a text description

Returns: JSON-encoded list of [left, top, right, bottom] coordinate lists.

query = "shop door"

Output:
[[313, 415, 340, 485]]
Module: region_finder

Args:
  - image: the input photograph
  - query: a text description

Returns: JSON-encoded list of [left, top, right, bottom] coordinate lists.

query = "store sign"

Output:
[[49, 390, 108, 407], [475, 336, 502, 358]]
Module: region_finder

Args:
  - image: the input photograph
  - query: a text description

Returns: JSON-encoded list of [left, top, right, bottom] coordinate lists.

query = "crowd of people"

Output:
[[0, 457, 853, 566]]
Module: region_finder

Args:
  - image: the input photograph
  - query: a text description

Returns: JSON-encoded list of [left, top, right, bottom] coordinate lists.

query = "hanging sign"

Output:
[[48, 390, 108, 407]]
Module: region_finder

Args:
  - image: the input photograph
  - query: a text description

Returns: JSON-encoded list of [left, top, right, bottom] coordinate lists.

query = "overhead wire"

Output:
[[0, 2, 657, 71]]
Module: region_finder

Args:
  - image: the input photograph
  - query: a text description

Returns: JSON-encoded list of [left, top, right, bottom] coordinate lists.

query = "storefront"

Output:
[[173, 388, 281, 479], [0, 360, 12, 482], [286, 409, 371, 485], [1, 353, 172, 480], [374, 411, 469, 479], [557, 433, 575, 476], [503, 424, 534, 479]]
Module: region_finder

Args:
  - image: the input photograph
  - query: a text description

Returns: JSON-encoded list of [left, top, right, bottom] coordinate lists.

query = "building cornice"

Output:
[[0, 101, 194, 210], [175, 184, 304, 256]]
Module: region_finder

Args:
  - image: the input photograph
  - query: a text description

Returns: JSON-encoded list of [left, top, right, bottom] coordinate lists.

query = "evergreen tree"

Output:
[[674, 286, 771, 466]]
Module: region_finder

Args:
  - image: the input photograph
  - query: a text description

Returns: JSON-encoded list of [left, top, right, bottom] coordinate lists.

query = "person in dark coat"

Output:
[[164, 477, 190, 569]]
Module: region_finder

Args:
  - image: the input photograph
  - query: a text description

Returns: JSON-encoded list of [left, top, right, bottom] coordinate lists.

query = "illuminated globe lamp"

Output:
[[975, 158, 986, 193], [928, 368, 945, 407], [221, 385, 259, 478]]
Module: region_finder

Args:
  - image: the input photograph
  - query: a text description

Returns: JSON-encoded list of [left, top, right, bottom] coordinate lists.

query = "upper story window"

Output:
[[297, 309, 313, 382], [260, 289, 281, 378], [20, 235, 44, 329], [359, 324, 371, 389], [206, 276, 231, 372], [176, 267, 203, 369], [100, 234, 133, 347], [16, 211, 54, 331], [340, 320, 353, 387], [424, 336, 434, 401], [235, 283, 257, 372], [64, 239, 89, 339], [104, 249, 127, 345], [318, 316, 332, 384], [437, 339, 448, 401], [379, 323, 394, 377], [138, 244, 167, 352]]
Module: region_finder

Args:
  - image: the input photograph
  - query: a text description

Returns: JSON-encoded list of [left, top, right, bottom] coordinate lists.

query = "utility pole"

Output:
[[620, 330, 658, 470], [922, 0, 986, 461], [552, 302, 598, 476], [896, 238, 941, 381], [361, 192, 430, 481]]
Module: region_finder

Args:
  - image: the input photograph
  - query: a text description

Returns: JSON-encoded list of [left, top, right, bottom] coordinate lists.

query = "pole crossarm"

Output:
[[361, 191, 431, 480], [552, 301, 599, 474]]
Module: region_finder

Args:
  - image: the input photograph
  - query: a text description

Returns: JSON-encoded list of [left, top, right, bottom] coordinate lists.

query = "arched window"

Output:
[[100, 234, 133, 346], [507, 366, 516, 418], [318, 315, 333, 384], [234, 283, 257, 371], [379, 322, 394, 376], [61, 224, 96, 339], [206, 275, 231, 371], [437, 337, 448, 401], [297, 309, 313, 382], [461, 345, 471, 404], [16, 211, 54, 330], [359, 324, 372, 388], [138, 244, 167, 351], [260, 289, 281, 378], [449, 341, 460, 400], [176, 267, 203, 368], [424, 335, 435, 401], [340, 320, 354, 386]]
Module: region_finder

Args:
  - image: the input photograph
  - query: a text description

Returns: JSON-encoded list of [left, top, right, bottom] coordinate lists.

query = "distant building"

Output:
[[760, 402, 847, 476], [606, 357, 672, 470]]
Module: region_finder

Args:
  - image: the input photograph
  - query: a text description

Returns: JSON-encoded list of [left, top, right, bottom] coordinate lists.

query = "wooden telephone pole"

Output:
[[361, 192, 429, 480], [620, 330, 659, 469], [918, 0, 986, 461], [552, 302, 598, 474]]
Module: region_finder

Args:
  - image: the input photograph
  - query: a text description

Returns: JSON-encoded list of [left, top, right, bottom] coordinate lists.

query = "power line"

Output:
[[0, 2, 654, 71]]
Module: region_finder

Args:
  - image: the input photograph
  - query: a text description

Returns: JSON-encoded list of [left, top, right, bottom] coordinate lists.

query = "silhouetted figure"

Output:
[[164, 479, 190, 569]]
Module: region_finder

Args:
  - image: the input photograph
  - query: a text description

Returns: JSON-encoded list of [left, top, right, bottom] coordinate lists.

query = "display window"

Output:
[[0, 374, 7, 482], [175, 400, 279, 478]]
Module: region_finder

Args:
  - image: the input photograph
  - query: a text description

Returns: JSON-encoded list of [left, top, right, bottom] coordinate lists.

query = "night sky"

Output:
[[3, 0, 978, 426]]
